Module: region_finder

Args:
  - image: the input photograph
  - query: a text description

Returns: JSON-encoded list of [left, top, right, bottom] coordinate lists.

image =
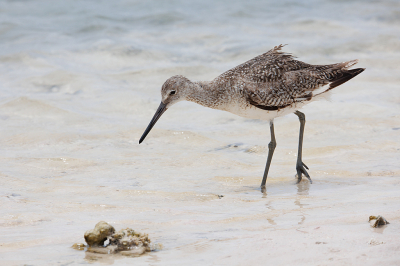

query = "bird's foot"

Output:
[[296, 161, 312, 184], [261, 185, 267, 194]]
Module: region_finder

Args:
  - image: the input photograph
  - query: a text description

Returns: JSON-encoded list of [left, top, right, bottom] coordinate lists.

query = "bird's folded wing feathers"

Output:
[[215, 45, 311, 84], [214, 45, 363, 111]]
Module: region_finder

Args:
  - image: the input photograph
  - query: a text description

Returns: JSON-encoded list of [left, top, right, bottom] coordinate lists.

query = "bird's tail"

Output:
[[312, 60, 365, 98], [329, 67, 365, 90]]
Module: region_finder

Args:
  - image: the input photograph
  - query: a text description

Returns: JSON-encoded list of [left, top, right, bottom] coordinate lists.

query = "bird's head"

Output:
[[139, 75, 192, 144], [160, 75, 191, 106]]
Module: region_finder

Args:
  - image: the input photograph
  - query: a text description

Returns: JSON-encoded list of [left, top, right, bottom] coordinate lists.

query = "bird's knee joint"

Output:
[[295, 111, 306, 122], [268, 141, 276, 150], [298, 114, 306, 122]]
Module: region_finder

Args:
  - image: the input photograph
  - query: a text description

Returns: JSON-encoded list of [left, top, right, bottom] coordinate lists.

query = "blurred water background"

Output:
[[1, 0, 399, 265]]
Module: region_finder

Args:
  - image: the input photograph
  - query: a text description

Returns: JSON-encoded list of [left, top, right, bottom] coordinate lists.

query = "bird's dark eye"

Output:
[[170, 90, 176, 95]]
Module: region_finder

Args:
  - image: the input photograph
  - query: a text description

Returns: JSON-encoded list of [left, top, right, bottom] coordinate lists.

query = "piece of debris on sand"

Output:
[[368, 238, 384, 245], [72, 221, 162, 256], [84, 221, 115, 246], [369, 215, 389, 228]]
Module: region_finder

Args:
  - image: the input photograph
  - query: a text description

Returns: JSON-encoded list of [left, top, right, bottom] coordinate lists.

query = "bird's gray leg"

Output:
[[261, 120, 276, 189], [294, 111, 312, 183]]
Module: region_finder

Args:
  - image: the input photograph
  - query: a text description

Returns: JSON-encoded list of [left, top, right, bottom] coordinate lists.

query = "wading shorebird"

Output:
[[139, 45, 364, 189]]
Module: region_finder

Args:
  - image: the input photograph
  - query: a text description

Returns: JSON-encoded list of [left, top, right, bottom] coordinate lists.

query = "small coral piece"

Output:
[[369, 215, 389, 228], [108, 228, 152, 255], [84, 221, 116, 246], [76, 221, 161, 256]]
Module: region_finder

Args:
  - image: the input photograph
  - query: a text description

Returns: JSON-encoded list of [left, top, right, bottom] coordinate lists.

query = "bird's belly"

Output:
[[222, 101, 308, 121]]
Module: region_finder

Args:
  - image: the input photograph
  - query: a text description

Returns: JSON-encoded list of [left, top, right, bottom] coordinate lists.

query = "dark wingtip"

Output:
[[329, 67, 365, 89], [355, 68, 366, 74]]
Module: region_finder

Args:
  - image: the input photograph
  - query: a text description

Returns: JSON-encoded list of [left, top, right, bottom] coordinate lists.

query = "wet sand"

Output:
[[1, 0, 400, 265], [1, 73, 399, 264]]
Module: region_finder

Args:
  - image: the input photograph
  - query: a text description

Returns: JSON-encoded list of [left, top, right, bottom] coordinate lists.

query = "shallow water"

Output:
[[1, 0, 400, 265]]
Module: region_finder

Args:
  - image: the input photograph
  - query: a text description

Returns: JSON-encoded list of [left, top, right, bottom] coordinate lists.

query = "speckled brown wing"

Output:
[[244, 83, 304, 111], [215, 44, 310, 85], [213, 45, 312, 110], [214, 45, 364, 111], [243, 64, 364, 111]]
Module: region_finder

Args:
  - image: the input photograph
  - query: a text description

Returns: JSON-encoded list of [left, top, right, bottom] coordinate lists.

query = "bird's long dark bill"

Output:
[[139, 102, 167, 144]]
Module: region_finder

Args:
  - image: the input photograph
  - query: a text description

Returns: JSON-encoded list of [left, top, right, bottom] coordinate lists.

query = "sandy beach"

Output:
[[0, 0, 400, 265]]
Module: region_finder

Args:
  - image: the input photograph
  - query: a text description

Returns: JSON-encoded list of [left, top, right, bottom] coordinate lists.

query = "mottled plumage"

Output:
[[139, 45, 365, 188], [214, 44, 362, 112]]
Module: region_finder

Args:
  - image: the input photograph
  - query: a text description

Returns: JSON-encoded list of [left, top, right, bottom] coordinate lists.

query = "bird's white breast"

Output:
[[221, 101, 302, 121]]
